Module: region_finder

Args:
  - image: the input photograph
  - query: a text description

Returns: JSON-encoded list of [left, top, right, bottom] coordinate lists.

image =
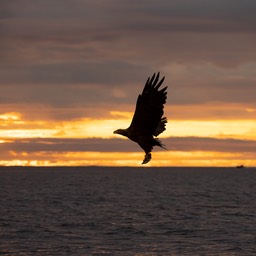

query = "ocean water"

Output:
[[0, 167, 255, 256]]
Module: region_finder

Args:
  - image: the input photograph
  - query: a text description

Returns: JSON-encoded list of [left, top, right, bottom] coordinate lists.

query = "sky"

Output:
[[1, 0, 256, 166]]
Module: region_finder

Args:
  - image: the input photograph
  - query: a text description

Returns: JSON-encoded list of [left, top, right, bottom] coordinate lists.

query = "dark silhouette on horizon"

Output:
[[114, 72, 168, 164]]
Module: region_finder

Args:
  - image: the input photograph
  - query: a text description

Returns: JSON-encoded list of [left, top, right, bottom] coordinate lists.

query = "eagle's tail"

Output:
[[153, 138, 167, 150]]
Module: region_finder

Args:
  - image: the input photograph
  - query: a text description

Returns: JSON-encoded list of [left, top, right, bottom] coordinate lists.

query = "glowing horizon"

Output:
[[1, 151, 255, 167], [0, 110, 255, 167]]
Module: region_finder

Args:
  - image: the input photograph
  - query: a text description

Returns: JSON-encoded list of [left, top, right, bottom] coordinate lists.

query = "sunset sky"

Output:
[[1, 0, 256, 166]]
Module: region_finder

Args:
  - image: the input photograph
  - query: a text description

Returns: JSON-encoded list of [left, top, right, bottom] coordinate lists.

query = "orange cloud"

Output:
[[2, 109, 256, 140], [1, 151, 255, 167]]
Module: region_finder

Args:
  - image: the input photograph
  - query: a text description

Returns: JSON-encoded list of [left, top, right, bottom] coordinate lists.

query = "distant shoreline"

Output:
[[0, 166, 255, 170]]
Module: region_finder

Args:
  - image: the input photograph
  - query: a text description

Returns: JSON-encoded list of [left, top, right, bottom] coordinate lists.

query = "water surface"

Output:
[[0, 167, 255, 255]]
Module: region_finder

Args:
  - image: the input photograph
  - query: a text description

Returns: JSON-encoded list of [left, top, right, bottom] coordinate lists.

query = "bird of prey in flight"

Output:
[[114, 72, 168, 164]]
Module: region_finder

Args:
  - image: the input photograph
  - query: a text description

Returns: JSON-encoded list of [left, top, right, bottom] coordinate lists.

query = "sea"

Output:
[[0, 167, 255, 256]]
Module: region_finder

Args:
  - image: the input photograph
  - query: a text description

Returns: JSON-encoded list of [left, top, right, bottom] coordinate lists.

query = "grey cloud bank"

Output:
[[1, 137, 255, 154], [1, 0, 256, 118]]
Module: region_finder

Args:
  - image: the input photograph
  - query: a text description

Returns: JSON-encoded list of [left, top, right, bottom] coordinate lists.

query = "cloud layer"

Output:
[[1, 0, 256, 165], [1, 137, 255, 153]]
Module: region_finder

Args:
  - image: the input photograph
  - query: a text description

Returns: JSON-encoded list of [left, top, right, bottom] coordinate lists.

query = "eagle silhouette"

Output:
[[114, 72, 168, 164]]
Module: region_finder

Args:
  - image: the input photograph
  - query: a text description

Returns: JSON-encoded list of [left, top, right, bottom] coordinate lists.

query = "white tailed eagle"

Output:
[[114, 72, 168, 164]]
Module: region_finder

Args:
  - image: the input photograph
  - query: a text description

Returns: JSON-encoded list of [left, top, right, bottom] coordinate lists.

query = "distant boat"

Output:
[[236, 165, 245, 169]]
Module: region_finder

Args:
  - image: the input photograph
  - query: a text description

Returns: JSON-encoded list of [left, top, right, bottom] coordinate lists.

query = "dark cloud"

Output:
[[0, 61, 149, 85], [1, 0, 256, 115], [3, 0, 256, 35], [1, 59, 256, 108], [1, 137, 256, 154], [0, 137, 138, 153], [169, 76, 256, 105], [165, 137, 256, 153]]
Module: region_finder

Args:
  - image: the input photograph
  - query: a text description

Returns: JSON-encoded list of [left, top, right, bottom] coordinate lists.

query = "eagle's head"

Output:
[[113, 129, 129, 138]]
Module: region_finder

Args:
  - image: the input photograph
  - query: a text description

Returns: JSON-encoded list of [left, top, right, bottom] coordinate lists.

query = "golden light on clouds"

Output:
[[42, 118, 256, 140], [246, 108, 256, 113], [0, 112, 21, 121], [168, 120, 256, 140], [0, 129, 57, 138], [0, 112, 24, 126], [1, 112, 256, 140], [1, 110, 256, 166]]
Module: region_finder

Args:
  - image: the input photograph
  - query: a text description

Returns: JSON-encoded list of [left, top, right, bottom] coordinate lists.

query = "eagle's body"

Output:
[[114, 73, 168, 164]]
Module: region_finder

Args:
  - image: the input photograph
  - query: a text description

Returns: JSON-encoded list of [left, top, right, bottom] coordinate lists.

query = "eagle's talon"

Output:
[[142, 153, 151, 164]]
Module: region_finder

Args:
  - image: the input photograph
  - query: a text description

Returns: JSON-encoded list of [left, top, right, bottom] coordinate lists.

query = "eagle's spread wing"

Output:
[[129, 73, 167, 137], [128, 73, 167, 161]]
